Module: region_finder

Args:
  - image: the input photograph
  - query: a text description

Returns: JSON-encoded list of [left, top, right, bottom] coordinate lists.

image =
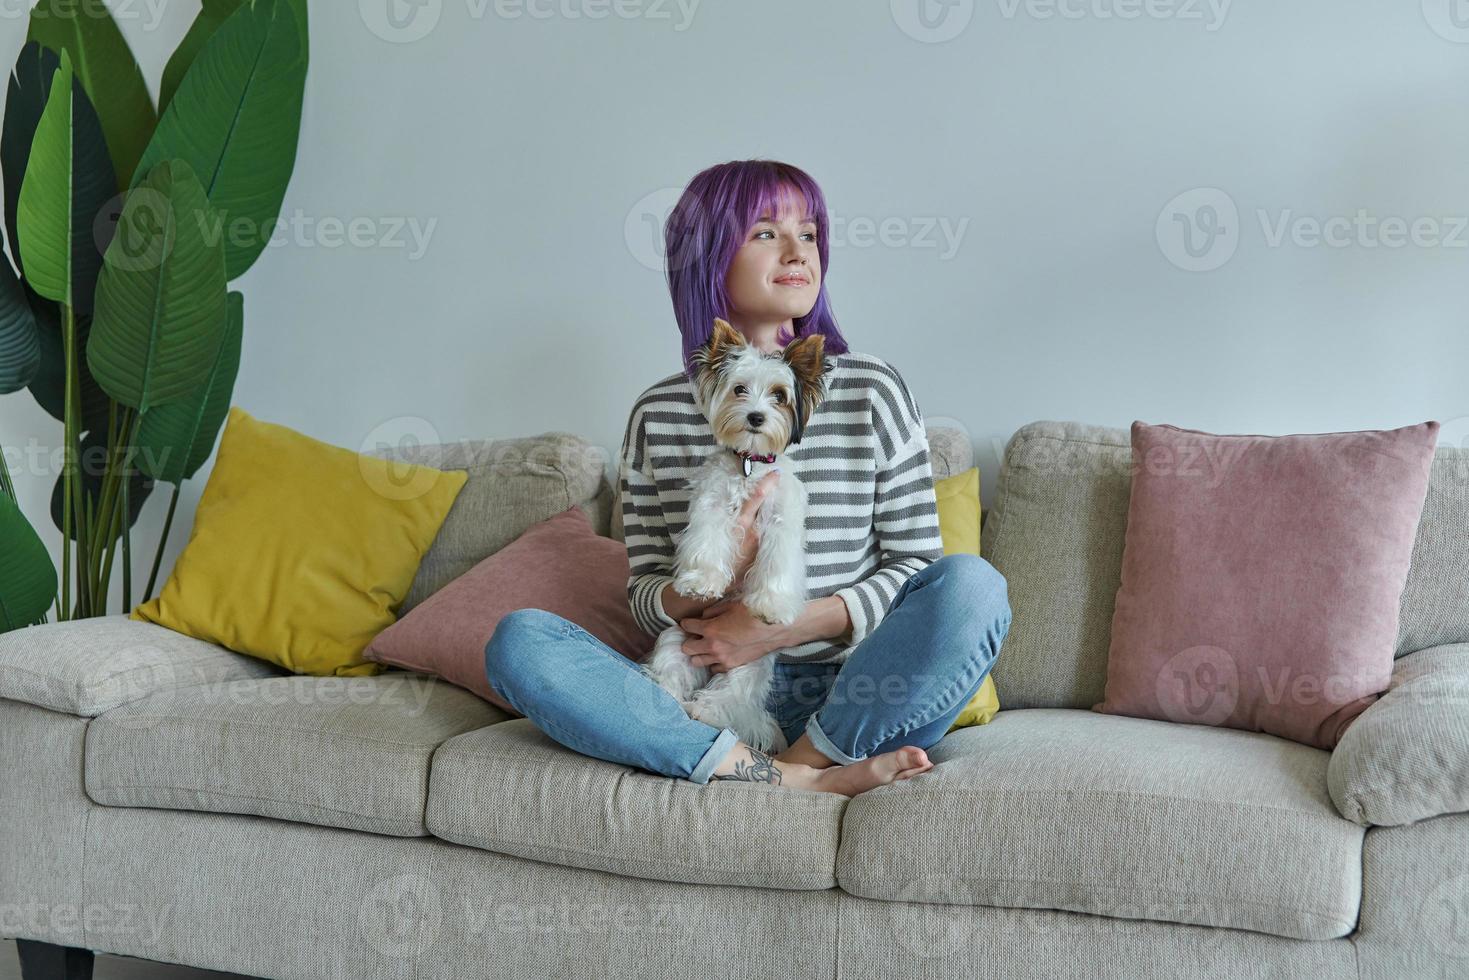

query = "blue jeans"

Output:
[[482, 553, 1011, 784]]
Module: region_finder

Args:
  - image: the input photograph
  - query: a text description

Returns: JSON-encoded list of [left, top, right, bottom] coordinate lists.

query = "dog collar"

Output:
[[734, 449, 777, 477]]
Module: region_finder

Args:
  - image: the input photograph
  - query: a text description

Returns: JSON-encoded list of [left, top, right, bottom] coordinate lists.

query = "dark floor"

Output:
[[2, 940, 256, 980]]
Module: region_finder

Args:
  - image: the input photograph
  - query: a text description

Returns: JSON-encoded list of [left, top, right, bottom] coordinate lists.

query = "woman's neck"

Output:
[[726, 316, 789, 353]]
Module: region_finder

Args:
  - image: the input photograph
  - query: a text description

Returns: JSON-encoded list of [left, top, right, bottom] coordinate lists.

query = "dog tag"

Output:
[[742, 456, 753, 477]]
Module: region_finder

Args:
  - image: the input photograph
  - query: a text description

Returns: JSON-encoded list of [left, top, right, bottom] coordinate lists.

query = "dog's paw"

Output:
[[673, 566, 732, 600], [742, 588, 804, 627]]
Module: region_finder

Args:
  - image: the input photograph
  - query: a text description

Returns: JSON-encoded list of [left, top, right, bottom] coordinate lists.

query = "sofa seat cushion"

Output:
[[836, 708, 1364, 941], [0, 615, 285, 717], [85, 673, 508, 837], [425, 719, 847, 890]]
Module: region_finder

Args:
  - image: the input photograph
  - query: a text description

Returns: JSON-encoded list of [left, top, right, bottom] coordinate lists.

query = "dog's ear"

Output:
[[783, 333, 833, 445], [693, 318, 744, 370], [691, 318, 746, 417]]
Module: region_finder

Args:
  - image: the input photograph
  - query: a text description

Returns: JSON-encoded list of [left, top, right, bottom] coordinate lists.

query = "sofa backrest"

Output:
[[982, 420, 1469, 710], [367, 432, 611, 614], [605, 422, 976, 543]]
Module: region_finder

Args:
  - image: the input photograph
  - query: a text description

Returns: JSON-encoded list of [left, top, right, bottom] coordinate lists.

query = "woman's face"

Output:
[[723, 192, 822, 337]]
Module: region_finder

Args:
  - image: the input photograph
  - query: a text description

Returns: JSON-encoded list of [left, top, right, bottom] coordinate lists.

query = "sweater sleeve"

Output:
[[832, 365, 945, 647], [619, 402, 679, 637]]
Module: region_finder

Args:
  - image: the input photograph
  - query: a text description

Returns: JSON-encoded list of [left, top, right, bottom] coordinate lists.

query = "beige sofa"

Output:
[[1, 420, 1466, 980]]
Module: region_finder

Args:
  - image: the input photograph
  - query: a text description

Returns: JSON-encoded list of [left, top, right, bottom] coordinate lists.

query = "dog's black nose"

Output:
[[747, 412, 765, 427]]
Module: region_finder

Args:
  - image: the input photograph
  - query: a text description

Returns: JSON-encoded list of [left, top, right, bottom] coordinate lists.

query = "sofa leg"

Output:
[[15, 940, 94, 980]]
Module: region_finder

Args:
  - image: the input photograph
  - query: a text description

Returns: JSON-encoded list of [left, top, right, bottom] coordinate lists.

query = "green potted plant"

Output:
[[0, 0, 309, 632]]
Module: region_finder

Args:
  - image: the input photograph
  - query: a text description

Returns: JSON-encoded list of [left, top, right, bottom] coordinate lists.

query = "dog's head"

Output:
[[691, 318, 837, 456]]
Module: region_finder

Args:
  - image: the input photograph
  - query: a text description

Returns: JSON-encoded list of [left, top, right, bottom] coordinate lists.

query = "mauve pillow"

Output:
[[1093, 420, 1440, 750], [364, 506, 654, 711]]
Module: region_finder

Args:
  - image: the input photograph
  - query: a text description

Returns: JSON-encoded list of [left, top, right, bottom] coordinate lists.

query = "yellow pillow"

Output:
[[935, 467, 1001, 731], [131, 406, 468, 676]]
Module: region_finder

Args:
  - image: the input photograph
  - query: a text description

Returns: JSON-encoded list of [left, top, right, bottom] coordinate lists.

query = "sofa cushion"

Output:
[[835, 707, 1364, 941], [1328, 643, 1469, 827], [1096, 419, 1438, 751], [365, 431, 613, 613], [85, 673, 507, 837], [980, 421, 1132, 709], [0, 615, 285, 717], [425, 718, 846, 890], [130, 406, 470, 677], [1395, 446, 1469, 656], [365, 507, 653, 713], [982, 421, 1469, 710]]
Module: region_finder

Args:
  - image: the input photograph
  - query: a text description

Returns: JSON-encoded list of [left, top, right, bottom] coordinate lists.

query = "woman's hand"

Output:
[[679, 596, 789, 673]]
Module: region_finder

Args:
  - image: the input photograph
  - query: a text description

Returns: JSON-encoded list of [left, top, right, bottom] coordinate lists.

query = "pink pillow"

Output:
[[364, 506, 654, 712], [1093, 420, 1439, 750]]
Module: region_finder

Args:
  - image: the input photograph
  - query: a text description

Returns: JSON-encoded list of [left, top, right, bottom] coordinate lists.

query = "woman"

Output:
[[485, 160, 1011, 797]]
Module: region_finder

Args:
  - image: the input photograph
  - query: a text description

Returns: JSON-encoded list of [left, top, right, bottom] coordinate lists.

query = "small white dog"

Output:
[[640, 318, 836, 755]]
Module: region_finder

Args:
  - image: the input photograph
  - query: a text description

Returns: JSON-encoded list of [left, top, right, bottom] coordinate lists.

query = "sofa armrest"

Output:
[[1328, 643, 1469, 826], [0, 615, 285, 717]]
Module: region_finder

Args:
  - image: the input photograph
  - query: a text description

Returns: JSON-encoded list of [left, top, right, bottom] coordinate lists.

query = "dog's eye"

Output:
[[773, 389, 787, 404], [733, 385, 747, 396]]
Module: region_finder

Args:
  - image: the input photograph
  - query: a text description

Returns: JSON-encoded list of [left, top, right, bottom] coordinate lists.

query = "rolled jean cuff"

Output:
[[689, 727, 740, 784], [806, 713, 863, 766]]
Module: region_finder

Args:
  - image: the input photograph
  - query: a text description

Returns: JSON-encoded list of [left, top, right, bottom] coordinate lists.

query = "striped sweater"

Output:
[[617, 350, 945, 665]]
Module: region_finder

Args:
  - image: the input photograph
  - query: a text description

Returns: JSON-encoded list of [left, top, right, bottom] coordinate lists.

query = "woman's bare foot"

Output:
[[710, 741, 933, 796]]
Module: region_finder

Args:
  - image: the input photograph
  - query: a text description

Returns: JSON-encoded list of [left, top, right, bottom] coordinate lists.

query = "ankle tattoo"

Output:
[[713, 747, 783, 785]]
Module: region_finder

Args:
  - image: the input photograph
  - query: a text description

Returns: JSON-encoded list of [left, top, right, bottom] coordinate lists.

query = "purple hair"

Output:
[[664, 160, 851, 379]]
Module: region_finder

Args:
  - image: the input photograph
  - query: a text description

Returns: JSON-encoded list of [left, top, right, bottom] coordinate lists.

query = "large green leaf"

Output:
[[27, 0, 156, 191], [131, 0, 307, 280], [15, 49, 116, 315], [136, 291, 242, 484], [88, 159, 228, 414], [2, 43, 60, 280], [0, 492, 57, 631], [159, 0, 246, 113], [0, 242, 39, 393], [27, 301, 110, 434], [48, 425, 154, 544]]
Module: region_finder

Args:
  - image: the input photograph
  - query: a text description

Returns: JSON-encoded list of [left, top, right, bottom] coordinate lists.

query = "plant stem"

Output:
[[83, 402, 122, 610], [59, 304, 75, 622], [120, 411, 141, 610], [83, 401, 119, 604], [143, 483, 179, 604], [0, 442, 14, 500]]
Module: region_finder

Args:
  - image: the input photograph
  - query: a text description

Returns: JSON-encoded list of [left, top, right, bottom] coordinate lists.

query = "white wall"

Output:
[[3, 0, 1467, 611]]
